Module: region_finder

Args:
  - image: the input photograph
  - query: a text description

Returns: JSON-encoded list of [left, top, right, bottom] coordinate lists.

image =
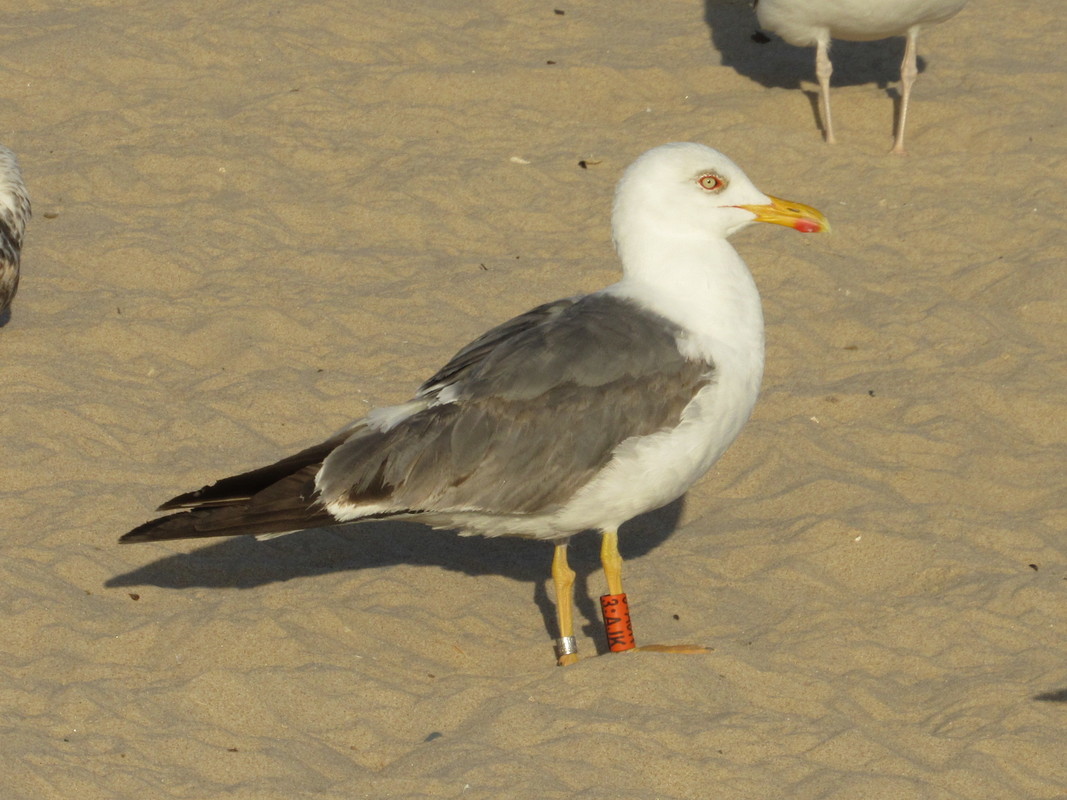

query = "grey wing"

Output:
[[415, 297, 582, 397], [317, 294, 714, 516]]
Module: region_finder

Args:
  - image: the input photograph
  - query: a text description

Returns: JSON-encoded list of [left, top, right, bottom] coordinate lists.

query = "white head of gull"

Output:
[[122, 143, 829, 665], [754, 0, 969, 153]]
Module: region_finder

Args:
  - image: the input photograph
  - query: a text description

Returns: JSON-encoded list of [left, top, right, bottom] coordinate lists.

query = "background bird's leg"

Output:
[[552, 539, 579, 665], [891, 26, 921, 154], [599, 528, 636, 652], [815, 37, 836, 144]]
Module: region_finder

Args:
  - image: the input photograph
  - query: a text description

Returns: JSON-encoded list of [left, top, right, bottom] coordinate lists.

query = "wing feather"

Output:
[[123, 294, 714, 543], [319, 294, 713, 515]]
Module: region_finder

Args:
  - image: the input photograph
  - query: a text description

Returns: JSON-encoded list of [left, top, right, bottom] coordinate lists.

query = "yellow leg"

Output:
[[600, 527, 712, 657], [599, 527, 637, 652], [552, 540, 579, 666], [600, 527, 624, 596]]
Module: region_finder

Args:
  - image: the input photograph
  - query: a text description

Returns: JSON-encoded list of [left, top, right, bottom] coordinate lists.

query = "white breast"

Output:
[[757, 0, 969, 43]]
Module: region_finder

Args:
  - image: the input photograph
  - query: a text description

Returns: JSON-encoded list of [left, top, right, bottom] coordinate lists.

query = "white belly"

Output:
[[757, 0, 968, 44], [549, 370, 759, 536], [426, 363, 760, 541]]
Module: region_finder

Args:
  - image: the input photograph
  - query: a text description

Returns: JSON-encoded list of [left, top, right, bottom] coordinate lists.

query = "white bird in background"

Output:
[[0, 146, 30, 321], [754, 0, 969, 153], [122, 143, 829, 665]]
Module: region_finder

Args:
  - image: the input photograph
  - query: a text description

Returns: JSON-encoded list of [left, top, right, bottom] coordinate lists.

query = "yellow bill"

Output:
[[735, 195, 830, 234]]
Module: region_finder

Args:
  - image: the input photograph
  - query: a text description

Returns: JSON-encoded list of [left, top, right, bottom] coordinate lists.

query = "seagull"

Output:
[[121, 143, 829, 665], [753, 0, 969, 153], [0, 146, 30, 321]]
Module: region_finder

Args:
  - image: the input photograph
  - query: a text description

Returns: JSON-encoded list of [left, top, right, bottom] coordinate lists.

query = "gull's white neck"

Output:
[[605, 225, 766, 382]]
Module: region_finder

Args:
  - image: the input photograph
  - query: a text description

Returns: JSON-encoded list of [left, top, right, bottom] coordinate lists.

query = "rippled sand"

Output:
[[1, 0, 1064, 797]]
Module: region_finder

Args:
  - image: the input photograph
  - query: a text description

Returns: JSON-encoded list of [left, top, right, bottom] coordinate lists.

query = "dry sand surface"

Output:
[[2, 0, 1065, 797]]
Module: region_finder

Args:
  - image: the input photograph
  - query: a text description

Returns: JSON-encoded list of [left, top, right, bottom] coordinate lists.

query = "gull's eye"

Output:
[[698, 173, 725, 191]]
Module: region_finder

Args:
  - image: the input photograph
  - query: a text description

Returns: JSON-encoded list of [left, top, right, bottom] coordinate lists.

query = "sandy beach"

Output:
[[2, 0, 1065, 797]]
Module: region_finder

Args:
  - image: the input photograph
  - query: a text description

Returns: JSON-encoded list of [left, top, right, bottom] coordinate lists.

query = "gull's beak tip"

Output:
[[737, 195, 831, 234]]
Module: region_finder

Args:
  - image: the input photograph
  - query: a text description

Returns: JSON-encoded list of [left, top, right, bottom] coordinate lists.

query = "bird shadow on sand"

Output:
[[106, 498, 686, 648], [702, 0, 924, 132]]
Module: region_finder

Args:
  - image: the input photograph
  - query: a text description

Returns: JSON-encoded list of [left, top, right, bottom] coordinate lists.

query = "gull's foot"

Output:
[[556, 644, 710, 664], [631, 643, 712, 654]]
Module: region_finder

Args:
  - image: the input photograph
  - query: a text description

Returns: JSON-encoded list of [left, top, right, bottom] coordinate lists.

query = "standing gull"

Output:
[[121, 143, 829, 665], [754, 0, 969, 153], [0, 146, 30, 321]]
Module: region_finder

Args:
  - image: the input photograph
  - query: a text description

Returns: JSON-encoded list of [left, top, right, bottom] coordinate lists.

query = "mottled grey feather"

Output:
[[0, 146, 30, 318]]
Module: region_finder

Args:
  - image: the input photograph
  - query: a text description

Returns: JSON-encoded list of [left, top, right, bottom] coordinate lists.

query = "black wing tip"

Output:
[[120, 498, 337, 544], [156, 495, 192, 512], [120, 512, 194, 543], [119, 529, 152, 544], [155, 485, 242, 512]]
